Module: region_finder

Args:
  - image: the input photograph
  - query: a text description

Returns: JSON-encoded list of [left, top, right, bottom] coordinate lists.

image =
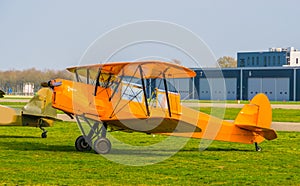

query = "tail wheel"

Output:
[[255, 142, 262, 152], [75, 135, 92, 152], [94, 138, 111, 154]]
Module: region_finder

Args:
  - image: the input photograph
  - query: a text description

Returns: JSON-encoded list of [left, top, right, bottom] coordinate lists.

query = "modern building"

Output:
[[195, 67, 300, 101], [172, 67, 300, 101], [237, 47, 300, 67]]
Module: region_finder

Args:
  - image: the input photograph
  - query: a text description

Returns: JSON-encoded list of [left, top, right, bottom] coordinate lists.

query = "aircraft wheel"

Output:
[[75, 135, 92, 152], [41, 132, 47, 138], [94, 138, 111, 154], [255, 142, 262, 152], [256, 146, 262, 152]]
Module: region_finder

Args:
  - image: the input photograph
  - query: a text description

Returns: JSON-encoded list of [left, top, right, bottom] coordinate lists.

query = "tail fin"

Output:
[[234, 93, 277, 140], [22, 88, 57, 119]]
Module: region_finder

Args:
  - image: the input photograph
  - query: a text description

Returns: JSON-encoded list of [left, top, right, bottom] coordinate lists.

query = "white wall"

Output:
[[289, 51, 300, 66]]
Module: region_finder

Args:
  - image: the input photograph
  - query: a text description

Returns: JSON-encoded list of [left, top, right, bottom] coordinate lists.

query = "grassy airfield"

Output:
[[0, 100, 299, 185]]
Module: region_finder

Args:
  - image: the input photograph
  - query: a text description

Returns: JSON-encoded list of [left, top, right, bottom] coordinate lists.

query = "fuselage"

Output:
[[51, 79, 263, 144]]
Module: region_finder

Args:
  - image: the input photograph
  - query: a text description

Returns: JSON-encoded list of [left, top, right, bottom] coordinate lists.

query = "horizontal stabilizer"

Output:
[[236, 125, 277, 140], [0, 105, 19, 125], [234, 93, 277, 142], [22, 113, 60, 121]]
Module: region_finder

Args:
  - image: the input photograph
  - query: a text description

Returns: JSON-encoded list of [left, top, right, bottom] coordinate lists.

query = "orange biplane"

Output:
[[45, 61, 277, 154]]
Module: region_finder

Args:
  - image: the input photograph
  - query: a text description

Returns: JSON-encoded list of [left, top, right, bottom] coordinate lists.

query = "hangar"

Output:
[[173, 47, 300, 101], [191, 67, 300, 101]]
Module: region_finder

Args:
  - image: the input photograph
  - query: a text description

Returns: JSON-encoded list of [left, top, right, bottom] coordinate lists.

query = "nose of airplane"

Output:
[[40, 80, 62, 88]]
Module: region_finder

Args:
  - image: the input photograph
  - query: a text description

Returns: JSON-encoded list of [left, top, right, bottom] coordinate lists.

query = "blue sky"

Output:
[[0, 0, 299, 70]]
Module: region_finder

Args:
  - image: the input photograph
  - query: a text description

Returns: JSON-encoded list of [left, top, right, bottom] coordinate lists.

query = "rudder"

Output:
[[234, 93, 277, 141], [22, 88, 56, 118]]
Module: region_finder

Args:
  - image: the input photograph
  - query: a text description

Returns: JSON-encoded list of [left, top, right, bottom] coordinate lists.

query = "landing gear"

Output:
[[75, 116, 112, 154], [41, 132, 47, 138], [94, 137, 111, 154], [39, 125, 47, 138], [38, 119, 48, 138], [255, 142, 262, 152], [75, 135, 92, 152], [93, 122, 111, 154]]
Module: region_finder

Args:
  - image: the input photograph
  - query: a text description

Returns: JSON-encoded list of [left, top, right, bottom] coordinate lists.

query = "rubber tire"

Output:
[[75, 135, 92, 152], [256, 146, 262, 152], [41, 132, 47, 138], [94, 138, 111, 154]]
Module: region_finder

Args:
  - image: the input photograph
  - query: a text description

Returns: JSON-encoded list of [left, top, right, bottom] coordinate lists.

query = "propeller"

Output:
[[41, 80, 62, 88]]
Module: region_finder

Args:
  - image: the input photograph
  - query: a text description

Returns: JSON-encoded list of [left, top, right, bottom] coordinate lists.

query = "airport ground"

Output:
[[0, 98, 299, 185]]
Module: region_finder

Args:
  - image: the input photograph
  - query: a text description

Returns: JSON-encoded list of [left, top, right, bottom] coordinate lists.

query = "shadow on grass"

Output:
[[205, 147, 253, 152], [0, 141, 75, 152], [0, 137, 254, 154], [108, 146, 254, 156], [0, 141, 182, 156], [0, 135, 40, 139], [181, 147, 253, 152], [108, 148, 180, 156]]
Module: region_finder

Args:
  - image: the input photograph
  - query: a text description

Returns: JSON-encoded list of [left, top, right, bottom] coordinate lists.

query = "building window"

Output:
[[278, 56, 281, 65], [273, 56, 276, 66], [297, 58, 299, 64], [240, 59, 245, 67], [268, 56, 271, 66], [247, 57, 250, 66], [252, 57, 254, 65], [264, 56, 267, 66], [256, 56, 259, 65]]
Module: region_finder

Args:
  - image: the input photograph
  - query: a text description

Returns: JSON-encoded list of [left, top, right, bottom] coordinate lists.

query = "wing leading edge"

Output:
[[66, 61, 196, 80]]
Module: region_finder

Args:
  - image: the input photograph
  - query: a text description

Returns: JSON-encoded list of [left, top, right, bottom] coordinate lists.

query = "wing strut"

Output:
[[109, 75, 123, 102], [139, 65, 150, 116], [86, 69, 90, 84], [74, 69, 80, 82], [163, 73, 172, 117], [94, 68, 102, 96]]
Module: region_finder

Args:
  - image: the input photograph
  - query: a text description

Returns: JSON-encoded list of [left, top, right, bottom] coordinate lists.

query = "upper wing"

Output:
[[66, 61, 196, 80]]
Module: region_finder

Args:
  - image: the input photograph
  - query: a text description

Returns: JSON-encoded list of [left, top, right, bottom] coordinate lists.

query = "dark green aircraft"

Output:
[[0, 88, 58, 138]]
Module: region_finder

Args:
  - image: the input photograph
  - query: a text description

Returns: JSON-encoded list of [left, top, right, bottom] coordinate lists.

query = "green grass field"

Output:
[[198, 107, 300, 122], [1, 100, 300, 185], [0, 121, 299, 185]]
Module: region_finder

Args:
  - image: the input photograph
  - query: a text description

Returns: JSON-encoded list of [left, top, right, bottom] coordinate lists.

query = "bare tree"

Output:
[[0, 68, 73, 94]]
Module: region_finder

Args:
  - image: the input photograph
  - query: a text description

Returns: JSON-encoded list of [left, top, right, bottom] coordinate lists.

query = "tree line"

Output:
[[0, 57, 237, 95], [0, 68, 73, 95]]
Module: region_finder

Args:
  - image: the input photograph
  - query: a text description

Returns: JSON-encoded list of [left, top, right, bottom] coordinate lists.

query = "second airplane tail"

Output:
[[0, 88, 57, 127], [22, 88, 56, 116], [22, 88, 57, 127]]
